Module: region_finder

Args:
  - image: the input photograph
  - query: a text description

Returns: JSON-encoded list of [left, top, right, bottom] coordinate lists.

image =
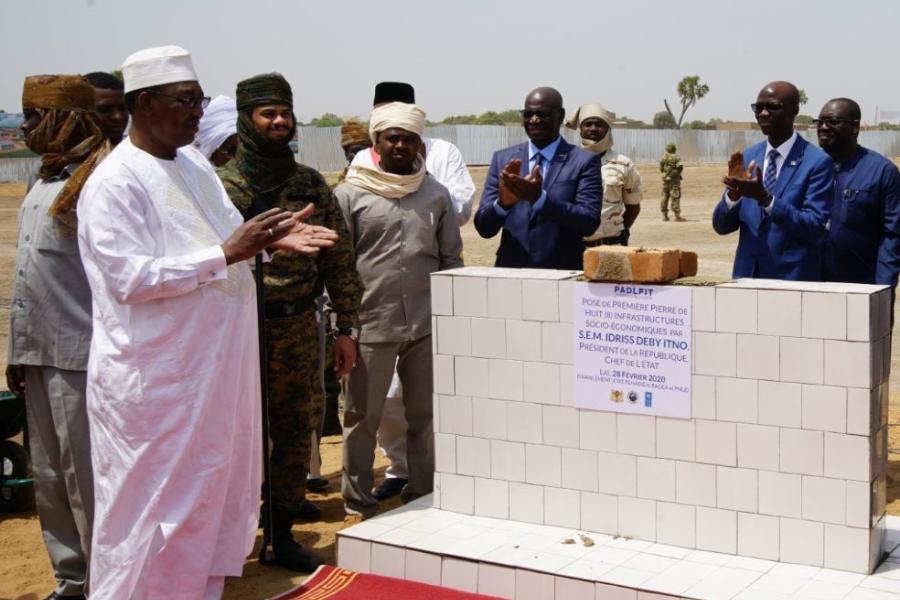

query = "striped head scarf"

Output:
[[22, 74, 111, 217]]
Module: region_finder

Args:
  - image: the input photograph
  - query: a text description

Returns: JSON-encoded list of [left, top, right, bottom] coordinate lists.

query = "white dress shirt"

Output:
[[424, 137, 476, 226]]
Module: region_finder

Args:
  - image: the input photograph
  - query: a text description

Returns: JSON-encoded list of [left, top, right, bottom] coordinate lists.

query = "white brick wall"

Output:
[[430, 271, 887, 573]]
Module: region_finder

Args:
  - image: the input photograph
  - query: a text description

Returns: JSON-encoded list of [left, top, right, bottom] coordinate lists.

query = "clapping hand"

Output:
[[270, 203, 339, 257], [722, 151, 768, 205], [500, 158, 542, 204]]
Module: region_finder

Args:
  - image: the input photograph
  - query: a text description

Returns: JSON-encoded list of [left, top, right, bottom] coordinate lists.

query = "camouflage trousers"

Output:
[[661, 182, 682, 215], [264, 310, 324, 511]]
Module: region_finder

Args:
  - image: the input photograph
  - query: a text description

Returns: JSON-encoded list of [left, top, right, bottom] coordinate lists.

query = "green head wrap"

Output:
[[234, 73, 298, 193], [666, 143, 676, 153]]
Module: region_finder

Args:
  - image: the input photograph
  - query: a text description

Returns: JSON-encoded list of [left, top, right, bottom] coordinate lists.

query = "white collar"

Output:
[[766, 131, 798, 159]]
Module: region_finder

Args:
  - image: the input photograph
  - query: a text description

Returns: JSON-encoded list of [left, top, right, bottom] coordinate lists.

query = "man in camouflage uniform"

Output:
[[218, 73, 363, 573], [566, 103, 642, 246], [660, 142, 684, 221]]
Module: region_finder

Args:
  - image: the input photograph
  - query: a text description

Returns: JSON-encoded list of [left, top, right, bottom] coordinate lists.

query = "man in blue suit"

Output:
[[817, 98, 900, 290], [474, 87, 601, 270], [713, 81, 833, 280]]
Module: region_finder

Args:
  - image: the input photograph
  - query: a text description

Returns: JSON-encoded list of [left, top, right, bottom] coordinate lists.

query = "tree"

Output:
[[440, 109, 520, 126], [308, 113, 343, 127], [664, 75, 710, 129], [798, 89, 808, 106], [684, 119, 713, 130], [653, 111, 677, 129], [111, 69, 123, 81]]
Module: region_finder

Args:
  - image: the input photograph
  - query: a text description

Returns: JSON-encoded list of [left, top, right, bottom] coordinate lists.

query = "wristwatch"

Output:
[[335, 327, 359, 341]]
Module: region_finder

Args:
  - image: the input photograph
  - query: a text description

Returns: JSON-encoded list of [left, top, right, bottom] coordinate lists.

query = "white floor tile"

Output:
[[583, 545, 638, 566], [746, 573, 809, 595], [558, 557, 617, 580], [768, 563, 822, 579], [684, 577, 758, 600], [620, 553, 680, 574], [723, 555, 777, 573], [684, 549, 733, 566], [794, 579, 856, 599], [339, 520, 395, 540], [370, 526, 429, 546], [640, 571, 701, 595], [644, 543, 692, 560], [602, 566, 655, 587]]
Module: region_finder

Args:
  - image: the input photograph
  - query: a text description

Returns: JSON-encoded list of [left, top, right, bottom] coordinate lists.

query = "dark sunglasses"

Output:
[[146, 91, 211, 110], [751, 102, 785, 114], [813, 117, 859, 128], [520, 109, 556, 121]]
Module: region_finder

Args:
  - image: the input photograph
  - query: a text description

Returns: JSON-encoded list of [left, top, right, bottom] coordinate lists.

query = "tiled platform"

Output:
[[337, 497, 900, 600], [429, 269, 891, 573]]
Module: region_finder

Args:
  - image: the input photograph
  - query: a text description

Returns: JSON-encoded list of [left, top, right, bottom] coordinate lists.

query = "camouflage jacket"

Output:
[[217, 161, 362, 330], [659, 152, 683, 183]]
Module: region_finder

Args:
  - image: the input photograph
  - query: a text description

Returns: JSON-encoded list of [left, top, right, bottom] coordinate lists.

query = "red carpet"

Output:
[[269, 565, 504, 600]]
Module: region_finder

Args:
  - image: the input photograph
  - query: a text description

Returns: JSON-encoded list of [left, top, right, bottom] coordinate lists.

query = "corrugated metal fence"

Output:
[[2, 129, 898, 181], [297, 126, 900, 173], [0, 158, 39, 183]]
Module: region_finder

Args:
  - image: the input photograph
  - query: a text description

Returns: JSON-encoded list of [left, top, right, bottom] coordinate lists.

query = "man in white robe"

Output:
[[77, 46, 336, 600]]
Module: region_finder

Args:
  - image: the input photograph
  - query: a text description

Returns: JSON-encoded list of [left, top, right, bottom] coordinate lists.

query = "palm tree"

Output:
[[664, 76, 710, 129]]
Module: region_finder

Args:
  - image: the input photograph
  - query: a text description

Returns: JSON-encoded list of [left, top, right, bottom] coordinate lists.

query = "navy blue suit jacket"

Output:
[[474, 139, 601, 270], [712, 135, 833, 281]]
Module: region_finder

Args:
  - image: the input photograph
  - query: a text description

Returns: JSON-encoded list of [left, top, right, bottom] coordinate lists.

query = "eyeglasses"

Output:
[[813, 117, 859, 128], [520, 109, 556, 121], [146, 91, 211, 110], [751, 102, 786, 114]]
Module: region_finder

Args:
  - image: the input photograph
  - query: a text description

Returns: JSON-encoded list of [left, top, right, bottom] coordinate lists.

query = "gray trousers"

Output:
[[24, 366, 93, 597], [342, 336, 433, 517]]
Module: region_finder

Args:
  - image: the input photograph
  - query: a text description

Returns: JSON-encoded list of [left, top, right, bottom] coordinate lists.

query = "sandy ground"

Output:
[[1, 161, 900, 599]]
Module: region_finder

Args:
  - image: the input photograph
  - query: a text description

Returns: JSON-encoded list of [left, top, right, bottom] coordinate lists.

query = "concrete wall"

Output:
[[429, 267, 891, 573]]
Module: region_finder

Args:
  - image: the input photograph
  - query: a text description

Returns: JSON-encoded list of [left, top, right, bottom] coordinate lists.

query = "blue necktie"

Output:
[[763, 149, 779, 194], [533, 152, 545, 177]]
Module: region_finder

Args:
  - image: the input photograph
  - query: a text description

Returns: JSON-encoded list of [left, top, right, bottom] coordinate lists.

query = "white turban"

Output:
[[122, 45, 198, 94], [368, 101, 426, 144], [566, 103, 616, 154], [193, 95, 237, 158]]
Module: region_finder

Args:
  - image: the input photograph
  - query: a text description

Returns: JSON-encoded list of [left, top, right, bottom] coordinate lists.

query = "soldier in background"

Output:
[[660, 142, 684, 221], [566, 103, 642, 246], [218, 73, 362, 572]]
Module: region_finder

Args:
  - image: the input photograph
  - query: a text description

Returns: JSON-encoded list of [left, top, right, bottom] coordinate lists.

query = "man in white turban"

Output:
[[194, 95, 237, 166], [77, 45, 337, 599], [566, 103, 643, 246], [335, 102, 463, 518]]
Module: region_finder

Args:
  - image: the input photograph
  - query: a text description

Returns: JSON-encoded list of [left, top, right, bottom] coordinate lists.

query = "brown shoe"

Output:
[[662, 213, 670, 221], [675, 215, 686, 222]]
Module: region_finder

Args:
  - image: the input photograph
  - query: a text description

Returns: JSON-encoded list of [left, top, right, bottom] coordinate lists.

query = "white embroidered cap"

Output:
[[121, 45, 198, 94]]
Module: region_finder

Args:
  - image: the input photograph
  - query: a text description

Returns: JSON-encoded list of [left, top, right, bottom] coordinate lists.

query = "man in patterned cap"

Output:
[[340, 119, 372, 164], [218, 72, 363, 571], [7, 74, 109, 600], [336, 101, 463, 518], [78, 46, 337, 599]]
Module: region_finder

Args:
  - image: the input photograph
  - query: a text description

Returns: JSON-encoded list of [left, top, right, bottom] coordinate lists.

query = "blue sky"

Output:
[[4, 0, 898, 124]]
